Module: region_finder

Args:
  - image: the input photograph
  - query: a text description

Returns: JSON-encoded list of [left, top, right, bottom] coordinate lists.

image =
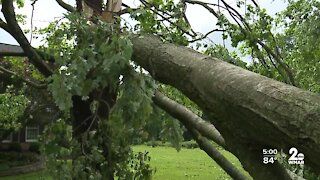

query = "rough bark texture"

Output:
[[131, 35, 320, 178]]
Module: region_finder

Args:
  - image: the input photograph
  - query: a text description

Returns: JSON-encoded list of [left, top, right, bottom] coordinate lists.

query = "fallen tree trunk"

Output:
[[131, 35, 320, 178]]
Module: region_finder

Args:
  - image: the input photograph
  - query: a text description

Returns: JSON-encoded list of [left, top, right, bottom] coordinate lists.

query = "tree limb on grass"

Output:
[[153, 91, 248, 179], [188, 127, 249, 180]]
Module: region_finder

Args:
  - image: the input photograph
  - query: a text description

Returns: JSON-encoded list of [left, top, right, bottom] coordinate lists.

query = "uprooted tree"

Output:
[[0, 0, 319, 179]]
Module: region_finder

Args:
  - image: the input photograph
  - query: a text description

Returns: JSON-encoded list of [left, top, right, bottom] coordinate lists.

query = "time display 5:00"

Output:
[[263, 149, 278, 155]]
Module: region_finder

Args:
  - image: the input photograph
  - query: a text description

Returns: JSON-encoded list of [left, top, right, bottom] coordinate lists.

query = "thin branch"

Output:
[[257, 40, 295, 85], [178, 0, 197, 36], [153, 91, 246, 179], [187, 127, 248, 180], [117, 7, 137, 16], [140, 0, 196, 37], [250, 0, 259, 8], [0, 65, 47, 88], [185, 0, 219, 18], [29, 0, 37, 43], [1, 0, 53, 77], [189, 29, 225, 43], [182, 13, 196, 36], [186, 0, 295, 85], [153, 91, 226, 148], [121, 2, 130, 8], [56, 0, 75, 12], [220, 0, 251, 30]]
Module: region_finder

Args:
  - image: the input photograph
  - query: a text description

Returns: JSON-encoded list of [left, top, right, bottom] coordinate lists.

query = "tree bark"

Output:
[[131, 35, 320, 178], [153, 91, 226, 148]]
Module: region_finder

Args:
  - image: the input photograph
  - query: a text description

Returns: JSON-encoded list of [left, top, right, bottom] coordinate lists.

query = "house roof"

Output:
[[0, 43, 25, 57]]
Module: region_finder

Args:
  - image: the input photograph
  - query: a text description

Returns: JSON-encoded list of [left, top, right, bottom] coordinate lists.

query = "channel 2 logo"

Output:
[[288, 147, 304, 165]]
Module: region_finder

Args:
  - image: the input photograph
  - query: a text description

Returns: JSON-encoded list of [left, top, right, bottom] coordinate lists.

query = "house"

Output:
[[1, 126, 43, 151]]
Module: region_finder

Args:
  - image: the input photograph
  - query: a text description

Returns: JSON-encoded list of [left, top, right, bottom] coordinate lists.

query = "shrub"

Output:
[[181, 140, 199, 149], [29, 142, 40, 153], [0, 152, 38, 169], [9, 142, 22, 152], [0, 163, 10, 171], [144, 141, 172, 147]]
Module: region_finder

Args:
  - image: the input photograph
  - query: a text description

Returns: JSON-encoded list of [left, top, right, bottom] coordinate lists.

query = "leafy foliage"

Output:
[[130, 0, 190, 45], [41, 119, 73, 179], [46, 13, 133, 112], [0, 89, 29, 130], [276, 0, 320, 93], [39, 12, 158, 179]]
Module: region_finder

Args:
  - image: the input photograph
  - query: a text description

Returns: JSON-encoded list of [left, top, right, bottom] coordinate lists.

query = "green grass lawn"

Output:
[[1, 145, 250, 180], [133, 145, 250, 180]]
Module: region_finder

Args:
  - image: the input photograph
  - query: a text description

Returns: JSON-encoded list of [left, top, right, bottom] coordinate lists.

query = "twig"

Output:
[[0, 65, 47, 88], [140, 0, 196, 37], [189, 29, 225, 43], [30, 0, 38, 44]]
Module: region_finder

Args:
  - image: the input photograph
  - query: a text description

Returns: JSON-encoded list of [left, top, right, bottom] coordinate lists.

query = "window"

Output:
[[25, 126, 39, 142], [2, 133, 12, 143]]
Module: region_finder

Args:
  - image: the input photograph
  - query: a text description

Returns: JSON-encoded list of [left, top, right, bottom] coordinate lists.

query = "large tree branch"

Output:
[[1, 0, 53, 77], [187, 125, 248, 179], [0, 18, 10, 33], [56, 0, 75, 12], [131, 34, 320, 178], [153, 91, 248, 179], [153, 91, 226, 148]]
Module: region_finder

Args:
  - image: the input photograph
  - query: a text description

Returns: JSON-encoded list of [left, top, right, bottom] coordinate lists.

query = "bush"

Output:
[[0, 152, 38, 169], [181, 140, 199, 149], [144, 141, 173, 148], [9, 142, 22, 152], [0, 163, 10, 171], [29, 142, 40, 153]]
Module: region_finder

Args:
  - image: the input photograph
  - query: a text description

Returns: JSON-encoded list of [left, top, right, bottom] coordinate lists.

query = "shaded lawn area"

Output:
[[1, 145, 250, 179], [0, 152, 39, 171]]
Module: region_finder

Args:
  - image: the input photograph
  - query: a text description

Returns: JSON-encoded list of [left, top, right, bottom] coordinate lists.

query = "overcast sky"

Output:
[[0, 0, 287, 48]]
